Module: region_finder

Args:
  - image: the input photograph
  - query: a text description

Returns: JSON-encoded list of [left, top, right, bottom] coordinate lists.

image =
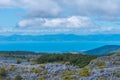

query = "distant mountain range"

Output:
[[84, 45, 120, 55], [1, 34, 120, 41]]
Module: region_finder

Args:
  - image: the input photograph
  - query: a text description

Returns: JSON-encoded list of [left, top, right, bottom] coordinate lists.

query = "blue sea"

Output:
[[0, 41, 120, 53]]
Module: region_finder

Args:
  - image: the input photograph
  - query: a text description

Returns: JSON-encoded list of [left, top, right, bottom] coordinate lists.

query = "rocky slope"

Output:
[[0, 53, 120, 80]]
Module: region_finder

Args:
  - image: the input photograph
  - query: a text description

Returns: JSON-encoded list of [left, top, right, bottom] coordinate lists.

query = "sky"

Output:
[[1, 0, 120, 35]]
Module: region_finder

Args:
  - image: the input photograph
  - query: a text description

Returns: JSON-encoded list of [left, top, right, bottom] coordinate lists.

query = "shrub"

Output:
[[63, 70, 74, 76], [100, 69, 104, 73], [6, 78, 11, 80], [95, 61, 105, 67], [9, 65, 16, 71], [27, 58, 30, 62], [78, 68, 90, 77], [31, 68, 40, 74], [39, 75, 47, 79], [37, 77, 43, 80], [0, 67, 7, 77], [63, 76, 72, 80], [14, 75, 22, 80], [112, 71, 120, 77], [21, 68, 28, 73], [16, 59, 22, 64]]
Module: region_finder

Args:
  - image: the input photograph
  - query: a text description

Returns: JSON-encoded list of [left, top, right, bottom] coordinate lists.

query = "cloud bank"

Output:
[[0, 0, 120, 35], [18, 16, 94, 28], [1, 0, 120, 17]]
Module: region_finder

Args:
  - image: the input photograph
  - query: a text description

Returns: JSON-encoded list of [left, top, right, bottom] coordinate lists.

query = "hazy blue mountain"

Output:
[[84, 45, 120, 55], [1, 34, 120, 41]]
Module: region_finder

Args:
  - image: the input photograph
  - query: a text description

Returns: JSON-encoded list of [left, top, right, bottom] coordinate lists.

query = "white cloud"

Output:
[[0, 0, 62, 17], [1, 0, 120, 35], [22, 0, 62, 17], [43, 16, 94, 28], [63, 0, 120, 17], [18, 16, 95, 28], [0, 0, 16, 8], [1, 0, 120, 18]]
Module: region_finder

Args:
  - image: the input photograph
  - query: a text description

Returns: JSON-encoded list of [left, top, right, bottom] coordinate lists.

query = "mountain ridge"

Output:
[[1, 34, 120, 41], [84, 45, 120, 55]]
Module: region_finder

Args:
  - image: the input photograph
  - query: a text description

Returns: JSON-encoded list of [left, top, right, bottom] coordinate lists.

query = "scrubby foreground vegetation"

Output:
[[1, 52, 120, 80]]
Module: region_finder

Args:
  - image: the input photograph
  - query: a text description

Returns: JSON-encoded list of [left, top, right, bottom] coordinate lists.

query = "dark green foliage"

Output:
[[78, 68, 90, 77], [0, 51, 41, 62], [0, 51, 38, 55], [14, 75, 23, 80], [16, 59, 22, 64], [0, 51, 40, 58], [35, 54, 97, 68], [0, 67, 7, 77]]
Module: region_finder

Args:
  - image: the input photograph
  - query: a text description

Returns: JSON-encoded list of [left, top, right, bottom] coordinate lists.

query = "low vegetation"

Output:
[[0, 67, 7, 78], [1, 51, 120, 79], [78, 68, 90, 77], [14, 75, 23, 80], [35, 53, 98, 68]]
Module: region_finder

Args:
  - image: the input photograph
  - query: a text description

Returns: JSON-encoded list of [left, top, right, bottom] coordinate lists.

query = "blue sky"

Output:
[[0, 8, 24, 27], [0, 0, 120, 35]]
